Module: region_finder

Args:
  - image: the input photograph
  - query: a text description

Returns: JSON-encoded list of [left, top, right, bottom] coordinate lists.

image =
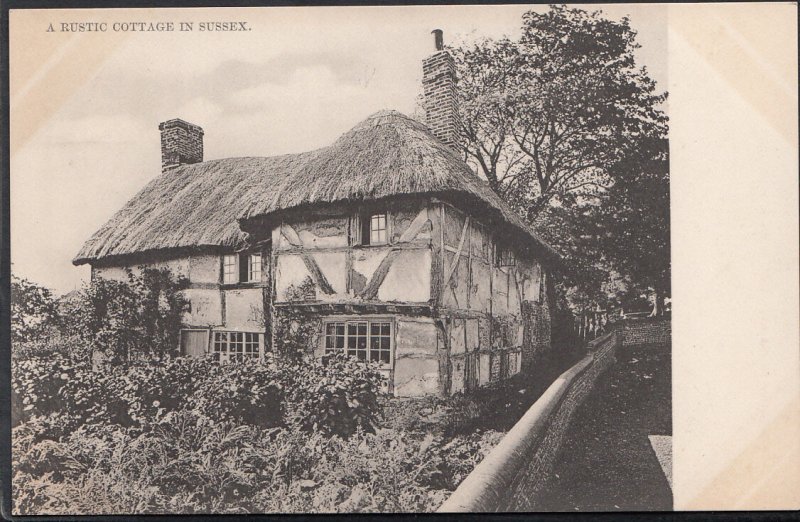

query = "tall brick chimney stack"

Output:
[[158, 118, 204, 172], [422, 29, 458, 149]]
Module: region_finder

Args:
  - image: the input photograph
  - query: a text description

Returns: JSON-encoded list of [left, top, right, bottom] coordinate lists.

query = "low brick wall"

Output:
[[621, 316, 671, 347], [437, 331, 619, 512]]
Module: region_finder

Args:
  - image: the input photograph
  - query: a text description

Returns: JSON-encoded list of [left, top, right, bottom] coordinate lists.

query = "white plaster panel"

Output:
[[184, 288, 222, 326], [395, 318, 438, 357], [352, 247, 389, 282], [275, 254, 312, 301], [312, 251, 347, 298], [224, 288, 264, 331], [189, 255, 221, 284], [378, 249, 431, 303]]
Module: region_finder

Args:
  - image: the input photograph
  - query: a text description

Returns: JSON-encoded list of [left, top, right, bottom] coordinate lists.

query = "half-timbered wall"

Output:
[[432, 202, 551, 395], [271, 203, 433, 305], [269, 201, 440, 397]]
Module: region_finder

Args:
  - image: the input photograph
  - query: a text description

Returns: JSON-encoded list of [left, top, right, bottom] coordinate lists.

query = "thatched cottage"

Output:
[[74, 32, 559, 397]]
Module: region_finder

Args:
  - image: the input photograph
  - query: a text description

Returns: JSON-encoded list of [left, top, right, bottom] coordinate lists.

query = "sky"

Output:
[[10, 4, 667, 294]]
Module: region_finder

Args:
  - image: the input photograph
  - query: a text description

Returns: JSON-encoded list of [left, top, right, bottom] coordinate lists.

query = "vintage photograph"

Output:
[[8, 3, 673, 514]]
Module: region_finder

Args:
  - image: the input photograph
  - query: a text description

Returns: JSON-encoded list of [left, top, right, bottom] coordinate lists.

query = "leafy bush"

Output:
[[66, 267, 188, 363], [281, 354, 385, 437], [12, 353, 288, 439], [191, 358, 284, 429]]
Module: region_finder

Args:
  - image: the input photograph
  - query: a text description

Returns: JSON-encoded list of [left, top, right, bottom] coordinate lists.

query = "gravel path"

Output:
[[531, 345, 673, 511]]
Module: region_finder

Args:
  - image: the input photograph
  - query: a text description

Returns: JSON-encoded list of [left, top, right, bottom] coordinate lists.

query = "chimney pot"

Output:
[[158, 118, 204, 172], [431, 29, 444, 51]]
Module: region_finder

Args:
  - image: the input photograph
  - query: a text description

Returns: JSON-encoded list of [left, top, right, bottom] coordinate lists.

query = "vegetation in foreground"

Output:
[[11, 271, 507, 514], [12, 348, 507, 514]]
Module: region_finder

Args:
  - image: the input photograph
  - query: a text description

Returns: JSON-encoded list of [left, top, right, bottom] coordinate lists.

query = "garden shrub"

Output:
[[281, 354, 385, 437], [69, 267, 188, 363], [191, 358, 284, 429], [12, 353, 287, 438]]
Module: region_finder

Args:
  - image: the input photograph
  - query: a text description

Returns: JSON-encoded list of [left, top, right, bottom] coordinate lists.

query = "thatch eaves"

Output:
[[74, 110, 559, 266]]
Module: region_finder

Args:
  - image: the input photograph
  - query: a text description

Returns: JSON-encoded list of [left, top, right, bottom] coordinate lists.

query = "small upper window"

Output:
[[248, 254, 262, 282], [223, 252, 262, 284], [495, 244, 516, 267], [370, 214, 387, 245], [223, 254, 238, 284], [352, 212, 389, 246]]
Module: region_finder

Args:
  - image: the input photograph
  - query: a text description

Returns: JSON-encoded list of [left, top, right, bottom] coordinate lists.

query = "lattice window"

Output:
[[212, 331, 261, 363], [495, 244, 516, 267], [324, 319, 392, 367], [244, 332, 259, 359]]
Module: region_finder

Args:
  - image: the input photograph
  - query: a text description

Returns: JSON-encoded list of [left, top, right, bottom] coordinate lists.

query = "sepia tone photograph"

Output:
[[5, 1, 797, 516]]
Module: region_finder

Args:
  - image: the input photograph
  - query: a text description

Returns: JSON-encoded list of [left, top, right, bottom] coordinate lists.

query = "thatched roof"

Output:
[[74, 110, 558, 265]]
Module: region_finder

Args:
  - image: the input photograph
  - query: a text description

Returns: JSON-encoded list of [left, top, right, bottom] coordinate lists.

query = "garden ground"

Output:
[[526, 344, 672, 511]]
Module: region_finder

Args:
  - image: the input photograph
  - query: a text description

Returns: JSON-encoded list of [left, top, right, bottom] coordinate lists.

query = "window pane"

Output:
[[244, 333, 259, 359], [249, 254, 262, 282], [223, 255, 237, 284], [325, 322, 345, 353], [370, 214, 387, 244]]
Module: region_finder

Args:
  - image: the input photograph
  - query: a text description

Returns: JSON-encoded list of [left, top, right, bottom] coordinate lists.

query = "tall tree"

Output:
[[452, 4, 667, 218]]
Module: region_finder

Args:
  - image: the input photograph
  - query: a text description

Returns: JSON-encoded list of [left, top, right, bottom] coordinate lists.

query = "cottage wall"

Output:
[[433, 203, 552, 395], [91, 251, 268, 353], [271, 203, 432, 304]]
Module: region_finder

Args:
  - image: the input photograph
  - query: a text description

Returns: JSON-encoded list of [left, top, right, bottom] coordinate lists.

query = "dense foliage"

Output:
[[68, 267, 190, 362], [10, 275, 62, 344], [12, 348, 499, 514]]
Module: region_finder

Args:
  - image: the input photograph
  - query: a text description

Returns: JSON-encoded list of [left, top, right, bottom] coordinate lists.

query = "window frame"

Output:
[[211, 331, 264, 363], [222, 252, 264, 285], [369, 213, 388, 245], [222, 254, 238, 284], [351, 211, 391, 247], [494, 242, 516, 268], [322, 318, 393, 368], [247, 253, 262, 283]]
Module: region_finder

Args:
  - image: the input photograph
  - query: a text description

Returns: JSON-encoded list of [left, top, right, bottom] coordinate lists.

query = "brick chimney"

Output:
[[158, 118, 204, 172], [422, 29, 458, 149]]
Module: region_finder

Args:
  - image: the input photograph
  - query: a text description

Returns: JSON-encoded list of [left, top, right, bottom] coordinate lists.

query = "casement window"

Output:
[[223, 254, 238, 284], [324, 320, 392, 366], [248, 254, 262, 282], [367, 214, 387, 245], [212, 331, 262, 363], [222, 253, 262, 284], [349, 212, 390, 246]]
